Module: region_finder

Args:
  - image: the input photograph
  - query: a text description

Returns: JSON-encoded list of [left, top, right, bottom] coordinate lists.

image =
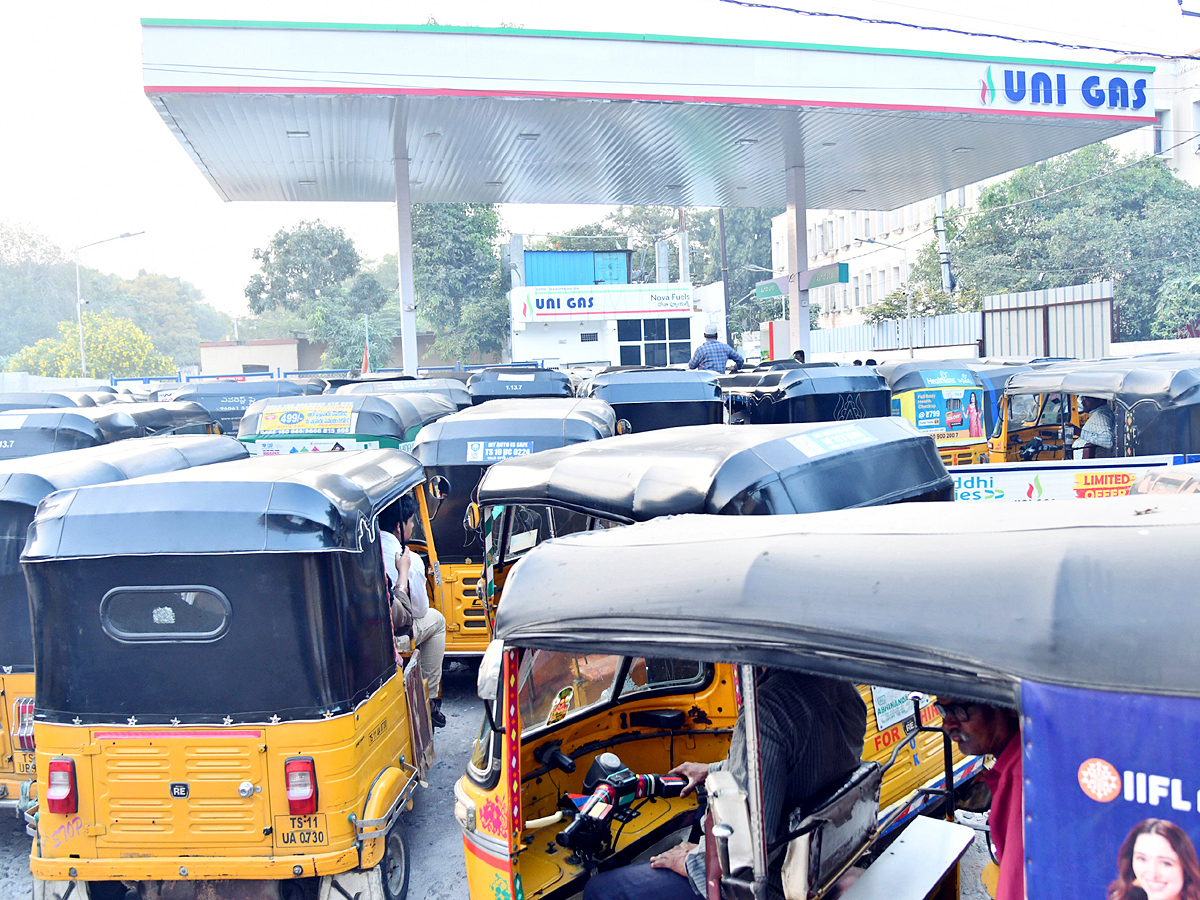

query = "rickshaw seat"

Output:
[[838, 815, 975, 900], [775, 762, 883, 899]]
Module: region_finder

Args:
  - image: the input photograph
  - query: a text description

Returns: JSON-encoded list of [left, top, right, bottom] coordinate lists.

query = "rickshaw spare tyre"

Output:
[[381, 817, 410, 900]]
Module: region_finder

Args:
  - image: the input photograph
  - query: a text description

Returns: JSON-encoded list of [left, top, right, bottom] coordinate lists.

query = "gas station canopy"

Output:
[[142, 20, 1154, 211]]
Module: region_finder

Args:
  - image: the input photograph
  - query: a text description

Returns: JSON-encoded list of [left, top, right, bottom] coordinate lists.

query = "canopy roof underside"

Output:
[[142, 21, 1154, 210]]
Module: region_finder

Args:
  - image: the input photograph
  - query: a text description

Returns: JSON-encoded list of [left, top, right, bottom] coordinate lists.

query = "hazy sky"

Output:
[[2, 0, 1197, 317]]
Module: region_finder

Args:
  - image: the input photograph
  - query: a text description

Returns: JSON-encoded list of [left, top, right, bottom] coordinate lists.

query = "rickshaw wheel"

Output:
[[381, 818, 410, 900]]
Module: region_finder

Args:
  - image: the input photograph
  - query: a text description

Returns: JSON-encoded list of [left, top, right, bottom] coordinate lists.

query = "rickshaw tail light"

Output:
[[285, 756, 317, 815], [12, 698, 34, 751], [46, 758, 77, 815]]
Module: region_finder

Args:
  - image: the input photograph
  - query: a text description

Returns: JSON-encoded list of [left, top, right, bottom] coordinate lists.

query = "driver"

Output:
[[583, 668, 867, 900]]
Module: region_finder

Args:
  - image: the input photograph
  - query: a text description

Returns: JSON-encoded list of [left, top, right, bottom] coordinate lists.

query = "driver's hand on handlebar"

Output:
[[667, 761, 710, 797]]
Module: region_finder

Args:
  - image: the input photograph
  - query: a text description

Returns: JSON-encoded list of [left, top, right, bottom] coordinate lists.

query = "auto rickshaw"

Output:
[[0, 435, 249, 816], [334, 378, 473, 411], [23, 450, 435, 900], [457, 418, 982, 900], [579, 369, 723, 432], [879, 361, 990, 466], [120, 401, 223, 437], [466, 368, 573, 405], [0, 407, 144, 460], [238, 392, 456, 455], [409, 398, 615, 655], [153, 379, 325, 433], [478, 494, 1200, 900], [721, 366, 891, 425], [990, 357, 1200, 463]]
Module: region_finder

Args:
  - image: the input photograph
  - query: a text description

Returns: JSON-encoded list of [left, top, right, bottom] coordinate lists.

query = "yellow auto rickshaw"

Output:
[[23, 451, 435, 900], [878, 361, 990, 466], [456, 420, 982, 900], [409, 398, 615, 656]]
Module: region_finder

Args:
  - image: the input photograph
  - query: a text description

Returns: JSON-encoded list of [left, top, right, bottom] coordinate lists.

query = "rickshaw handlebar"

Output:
[[556, 771, 688, 852]]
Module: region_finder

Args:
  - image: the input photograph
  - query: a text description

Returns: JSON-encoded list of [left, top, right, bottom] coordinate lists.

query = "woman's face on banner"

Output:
[[1133, 833, 1185, 900]]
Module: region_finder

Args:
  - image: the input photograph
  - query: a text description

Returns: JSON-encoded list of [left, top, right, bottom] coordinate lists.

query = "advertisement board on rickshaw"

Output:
[[879, 362, 989, 466], [950, 454, 1197, 502]]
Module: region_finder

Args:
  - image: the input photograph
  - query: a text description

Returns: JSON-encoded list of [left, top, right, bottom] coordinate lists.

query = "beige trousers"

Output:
[[397, 607, 446, 698]]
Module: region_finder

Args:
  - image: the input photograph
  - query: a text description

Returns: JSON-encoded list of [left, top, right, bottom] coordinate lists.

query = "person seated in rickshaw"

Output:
[[380, 495, 448, 728], [583, 668, 867, 900], [935, 696, 1022, 900], [1074, 395, 1116, 459]]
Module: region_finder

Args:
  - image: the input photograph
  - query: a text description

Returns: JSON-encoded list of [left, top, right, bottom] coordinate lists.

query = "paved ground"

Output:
[[0, 665, 996, 900]]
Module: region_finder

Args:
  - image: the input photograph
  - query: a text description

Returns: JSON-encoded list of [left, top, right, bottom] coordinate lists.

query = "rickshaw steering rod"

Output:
[[557, 767, 688, 857]]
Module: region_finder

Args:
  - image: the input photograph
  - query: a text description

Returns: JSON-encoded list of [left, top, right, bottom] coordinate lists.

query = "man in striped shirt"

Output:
[[687, 327, 744, 374], [583, 668, 867, 900]]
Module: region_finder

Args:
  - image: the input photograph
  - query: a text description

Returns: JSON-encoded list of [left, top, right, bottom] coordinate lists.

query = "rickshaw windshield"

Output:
[[993, 392, 1041, 438], [500, 505, 611, 562], [516, 649, 706, 735]]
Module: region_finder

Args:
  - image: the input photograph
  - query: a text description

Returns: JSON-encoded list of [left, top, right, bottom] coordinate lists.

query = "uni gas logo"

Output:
[[979, 65, 1148, 111]]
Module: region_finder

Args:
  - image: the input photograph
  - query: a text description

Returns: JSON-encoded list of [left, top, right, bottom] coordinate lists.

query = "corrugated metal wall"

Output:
[[810, 311, 981, 353], [524, 251, 597, 287], [982, 282, 1112, 358]]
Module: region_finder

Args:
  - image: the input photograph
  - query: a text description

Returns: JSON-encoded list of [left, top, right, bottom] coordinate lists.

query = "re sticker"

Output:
[[274, 813, 328, 847]]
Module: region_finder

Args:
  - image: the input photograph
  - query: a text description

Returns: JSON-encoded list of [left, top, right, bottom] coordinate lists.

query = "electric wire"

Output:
[[716, 0, 1200, 61]]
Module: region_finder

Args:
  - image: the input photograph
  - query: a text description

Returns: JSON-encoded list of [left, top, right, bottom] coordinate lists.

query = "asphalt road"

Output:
[[0, 664, 996, 900]]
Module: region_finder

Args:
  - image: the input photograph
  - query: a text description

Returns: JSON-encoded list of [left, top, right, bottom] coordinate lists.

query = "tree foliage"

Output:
[[8, 311, 174, 377], [412, 203, 507, 363], [0, 223, 229, 367], [245, 221, 361, 314], [907, 144, 1200, 340], [863, 284, 981, 325]]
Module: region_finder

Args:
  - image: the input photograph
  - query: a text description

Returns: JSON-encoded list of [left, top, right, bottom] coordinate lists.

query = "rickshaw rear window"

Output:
[[100, 587, 231, 642]]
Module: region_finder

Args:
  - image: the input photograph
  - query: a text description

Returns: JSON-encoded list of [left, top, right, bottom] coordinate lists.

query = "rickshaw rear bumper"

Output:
[[30, 846, 361, 881]]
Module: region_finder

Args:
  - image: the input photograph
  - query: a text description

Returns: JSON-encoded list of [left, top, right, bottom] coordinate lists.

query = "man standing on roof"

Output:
[[936, 697, 1023, 900], [688, 326, 744, 373]]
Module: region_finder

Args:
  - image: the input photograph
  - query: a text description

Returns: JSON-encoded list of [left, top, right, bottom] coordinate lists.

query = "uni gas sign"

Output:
[[979, 65, 1148, 112]]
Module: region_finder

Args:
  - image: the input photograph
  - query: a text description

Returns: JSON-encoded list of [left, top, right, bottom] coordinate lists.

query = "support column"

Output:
[[394, 156, 419, 375], [785, 165, 811, 357]]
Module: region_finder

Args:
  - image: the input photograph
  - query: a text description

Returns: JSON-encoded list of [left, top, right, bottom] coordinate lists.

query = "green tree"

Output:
[[244, 222, 404, 370], [908, 144, 1200, 340], [245, 221, 361, 314], [863, 284, 981, 325], [413, 203, 507, 363], [8, 311, 174, 377], [1152, 274, 1200, 338], [103, 271, 231, 366]]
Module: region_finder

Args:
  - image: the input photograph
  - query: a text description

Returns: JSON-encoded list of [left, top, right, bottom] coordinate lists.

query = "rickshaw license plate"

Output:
[[15, 753, 32, 774], [274, 814, 328, 847]]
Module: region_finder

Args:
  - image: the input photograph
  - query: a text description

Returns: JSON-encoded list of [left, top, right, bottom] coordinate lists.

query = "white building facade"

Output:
[[509, 282, 727, 369]]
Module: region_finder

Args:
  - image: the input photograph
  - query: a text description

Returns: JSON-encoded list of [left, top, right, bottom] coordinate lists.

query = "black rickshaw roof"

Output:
[[476, 418, 950, 522], [581, 369, 721, 404], [0, 407, 143, 449], [410, 398, 615, 465], [0, 392, 93, 411], [22, 449, 424, 559], [0, 434, 247, 510], [238, 392, 455, 439], [156, 378, 324, 401], [466, 367, 573, 399], [495, 495, 1200, 706], [723, 365, 889, 397], [1004, 357, 1200, 406], [120, 401, 218, 434], [877, 361, 985, 394], [333, 377, 473, 408]]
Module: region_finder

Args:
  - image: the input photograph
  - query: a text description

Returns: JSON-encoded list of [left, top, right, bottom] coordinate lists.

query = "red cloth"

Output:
[[980, 731, 1025, 900], [360, 341, 370, 375]]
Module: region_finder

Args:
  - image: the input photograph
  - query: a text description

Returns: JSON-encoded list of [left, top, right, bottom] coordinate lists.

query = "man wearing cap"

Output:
[[687, 327, 744, 374]]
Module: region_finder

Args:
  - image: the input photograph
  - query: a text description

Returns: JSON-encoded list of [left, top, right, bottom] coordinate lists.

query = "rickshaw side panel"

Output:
[[611, 401, 723, 434]]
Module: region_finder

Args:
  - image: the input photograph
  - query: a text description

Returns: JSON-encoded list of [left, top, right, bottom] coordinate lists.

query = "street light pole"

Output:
[[72, 231, 144, 378], [865, 238, 913, 358]]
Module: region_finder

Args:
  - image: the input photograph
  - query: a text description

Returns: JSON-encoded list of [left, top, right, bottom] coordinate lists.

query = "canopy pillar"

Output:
[[785, 164, 811, 358], [394, 156, 419, 375]]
